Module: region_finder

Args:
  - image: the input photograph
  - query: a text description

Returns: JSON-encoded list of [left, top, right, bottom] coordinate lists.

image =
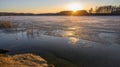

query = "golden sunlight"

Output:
[[67, 3, 82, 12], [69, 37, 79, 44]]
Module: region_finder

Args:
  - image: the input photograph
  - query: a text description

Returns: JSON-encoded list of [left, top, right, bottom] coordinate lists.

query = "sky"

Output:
[[0, 0, 120, 13]]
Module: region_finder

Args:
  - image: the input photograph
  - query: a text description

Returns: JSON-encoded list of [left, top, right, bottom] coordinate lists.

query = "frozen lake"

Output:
[[0, 16, 120, 67]]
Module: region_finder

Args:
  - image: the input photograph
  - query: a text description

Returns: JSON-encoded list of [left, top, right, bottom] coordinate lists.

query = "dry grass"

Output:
[[0, 21, 16, 28], [0, 54, 49, 67]]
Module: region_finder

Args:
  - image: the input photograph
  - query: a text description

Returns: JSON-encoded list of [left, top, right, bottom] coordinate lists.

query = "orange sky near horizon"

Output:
[[0, 0, 119, 13]]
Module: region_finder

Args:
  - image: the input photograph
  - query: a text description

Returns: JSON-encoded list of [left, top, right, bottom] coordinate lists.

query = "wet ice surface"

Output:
[[0, 16, 120, 67]]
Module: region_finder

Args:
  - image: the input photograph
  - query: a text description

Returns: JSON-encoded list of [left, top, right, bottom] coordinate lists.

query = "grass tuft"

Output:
[[0, 21, 16, 28]]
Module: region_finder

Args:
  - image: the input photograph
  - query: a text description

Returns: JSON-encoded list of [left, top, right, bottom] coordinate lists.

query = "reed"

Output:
[[0, 21, 15, 28]]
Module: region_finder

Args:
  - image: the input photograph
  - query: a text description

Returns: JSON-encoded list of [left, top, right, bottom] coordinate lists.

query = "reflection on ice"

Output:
[[68, 37, 79, 44], [63, 31, 75, 37], [0, 16, 120, 46]]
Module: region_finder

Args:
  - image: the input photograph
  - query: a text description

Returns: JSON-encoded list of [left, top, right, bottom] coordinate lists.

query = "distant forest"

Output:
[[89, 5, 120, 14], [0, 5, 120, 16]]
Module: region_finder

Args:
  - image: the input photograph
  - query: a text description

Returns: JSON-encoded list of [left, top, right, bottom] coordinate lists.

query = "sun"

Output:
[[67, 3, 82, 12]]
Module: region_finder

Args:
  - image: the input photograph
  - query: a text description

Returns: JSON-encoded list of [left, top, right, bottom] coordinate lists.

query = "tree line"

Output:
[[89, 5, 120, 14]]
